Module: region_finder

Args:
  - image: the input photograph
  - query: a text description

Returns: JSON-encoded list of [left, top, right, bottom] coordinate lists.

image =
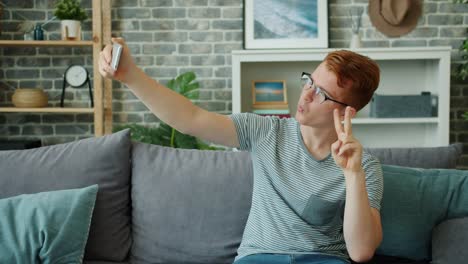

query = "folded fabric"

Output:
[[376, 165, 468, 260], [0, 185, 98, 263]]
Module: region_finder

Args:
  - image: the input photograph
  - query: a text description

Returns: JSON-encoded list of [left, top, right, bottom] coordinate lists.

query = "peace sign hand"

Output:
[[331, 106, 363, 173]]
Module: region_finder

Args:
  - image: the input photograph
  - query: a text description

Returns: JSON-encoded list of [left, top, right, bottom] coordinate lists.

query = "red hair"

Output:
[[324, 50, 380, 111]]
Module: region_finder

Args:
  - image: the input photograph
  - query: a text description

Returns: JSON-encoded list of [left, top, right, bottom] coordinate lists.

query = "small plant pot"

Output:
[[61, 20, 81, 40], [12, 88, 48, 108]]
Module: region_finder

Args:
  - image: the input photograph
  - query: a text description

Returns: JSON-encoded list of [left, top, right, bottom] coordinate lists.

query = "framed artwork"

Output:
[[252, 80, 288, 108], [244, 0, 328, 49]]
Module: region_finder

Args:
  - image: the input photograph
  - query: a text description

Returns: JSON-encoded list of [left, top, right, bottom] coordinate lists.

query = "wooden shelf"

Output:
[[0, 40, 94, 47], [0, 0, 112, 136], [0, 107, 94, 113]]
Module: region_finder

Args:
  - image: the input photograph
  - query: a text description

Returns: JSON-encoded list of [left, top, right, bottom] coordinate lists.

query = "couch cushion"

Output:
[[365, 255, 429, 264], [0, 185, 97, 263], [376, 165, 468, 261], [130, 142, 253, 264], [0, 130, 132, 261], [431, 217, 468, 264], [84, 262, 129, 264], [365, 143, 462, 169]]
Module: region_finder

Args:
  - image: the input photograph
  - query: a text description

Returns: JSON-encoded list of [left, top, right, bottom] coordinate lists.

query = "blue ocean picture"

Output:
[[255, 82, 285, 102], [253, 0, 318, 39]]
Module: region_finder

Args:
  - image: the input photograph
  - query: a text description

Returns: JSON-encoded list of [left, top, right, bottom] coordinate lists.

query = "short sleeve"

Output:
[[362, 154, 384, 211], [229, 113, 275, 151]]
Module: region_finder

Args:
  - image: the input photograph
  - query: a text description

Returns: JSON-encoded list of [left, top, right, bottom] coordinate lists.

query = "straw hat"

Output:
[[368, 0, 423, 37]]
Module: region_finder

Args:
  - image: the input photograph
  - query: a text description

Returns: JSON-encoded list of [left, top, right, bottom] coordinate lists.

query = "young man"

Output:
[[99, 38, 383, 264]]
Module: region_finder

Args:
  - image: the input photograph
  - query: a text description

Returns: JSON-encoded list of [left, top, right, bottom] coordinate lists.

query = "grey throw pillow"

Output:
[[365, 143, 462, 169], [432, 217, 468, 264], [130, 142, 253, 264], [0, 129, 132, 261]]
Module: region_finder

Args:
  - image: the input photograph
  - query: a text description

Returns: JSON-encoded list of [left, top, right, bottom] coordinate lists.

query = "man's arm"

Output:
[[342, 169, 383, 262], [99, 38, 239, 148], [331, 107, 383, 262]]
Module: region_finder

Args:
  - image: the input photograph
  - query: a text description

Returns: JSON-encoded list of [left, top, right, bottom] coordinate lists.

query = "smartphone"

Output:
[[111, 43, 123, 70]]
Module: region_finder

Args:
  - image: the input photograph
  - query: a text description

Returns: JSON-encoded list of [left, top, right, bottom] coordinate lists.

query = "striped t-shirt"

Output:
[[230, 113, 384, 262]]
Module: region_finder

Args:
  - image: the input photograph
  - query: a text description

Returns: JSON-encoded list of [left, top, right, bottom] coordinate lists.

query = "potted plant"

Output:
[[54, 0, 88, 40], [452, 1, 468, 120], [455, 39, 468, 81], [114, 72, 225, 150]]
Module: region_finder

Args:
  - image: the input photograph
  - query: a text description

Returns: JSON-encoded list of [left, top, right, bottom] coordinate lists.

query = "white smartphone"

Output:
[[111, 43, 123, 70]]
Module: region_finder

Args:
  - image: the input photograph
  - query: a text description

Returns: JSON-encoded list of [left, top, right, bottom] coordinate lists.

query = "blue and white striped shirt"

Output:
[[230, 113, 384, 262]]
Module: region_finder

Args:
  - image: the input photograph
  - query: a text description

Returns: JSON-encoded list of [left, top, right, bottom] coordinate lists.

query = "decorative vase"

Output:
[[61, 20, 81, 40], [350, 33, 362, 49], [12, 88, 48, 108], [33, 24, 44, 40]]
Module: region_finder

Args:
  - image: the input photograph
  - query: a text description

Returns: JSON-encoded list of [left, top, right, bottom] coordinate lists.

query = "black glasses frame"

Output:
[[301, 72, 349, 107]]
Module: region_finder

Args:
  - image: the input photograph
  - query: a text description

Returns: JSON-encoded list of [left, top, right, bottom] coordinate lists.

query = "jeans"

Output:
[[233, 253, 349, 264]]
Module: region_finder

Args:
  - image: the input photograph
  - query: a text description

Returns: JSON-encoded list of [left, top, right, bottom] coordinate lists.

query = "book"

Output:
[[252, 104, 289, 110], [252, 109, 290, 115], [257, 113, 291, 119]]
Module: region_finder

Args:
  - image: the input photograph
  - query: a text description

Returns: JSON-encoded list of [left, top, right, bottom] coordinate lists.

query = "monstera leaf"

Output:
[[166, 71, 199, 100], [114, 72, 224, 150]]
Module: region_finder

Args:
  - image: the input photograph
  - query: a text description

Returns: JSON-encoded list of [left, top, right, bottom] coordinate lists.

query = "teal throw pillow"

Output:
[[0, 185, 98, 263], [377, 165, 468, 261]]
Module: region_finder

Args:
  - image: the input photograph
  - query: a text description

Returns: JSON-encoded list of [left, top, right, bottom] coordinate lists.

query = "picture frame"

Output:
[[244, 0, 328, 49], [252, 80, 288, 109]]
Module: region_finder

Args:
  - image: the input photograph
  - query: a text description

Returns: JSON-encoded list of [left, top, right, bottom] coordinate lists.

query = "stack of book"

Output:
[[252, 108, 291, 119]]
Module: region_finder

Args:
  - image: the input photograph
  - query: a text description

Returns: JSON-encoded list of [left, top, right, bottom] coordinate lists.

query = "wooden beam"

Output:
[[102, 0, 113, 135], [92, 0, 104, 136]]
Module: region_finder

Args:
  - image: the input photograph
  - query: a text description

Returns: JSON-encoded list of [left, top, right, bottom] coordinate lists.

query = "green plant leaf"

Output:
[[174, 131, 199, 149], [158, 122, 174, 145], [462, 112, 468, 120], [166, 79, 176, 91], [184, 82, 200, 94], [113, 71, 225, 151], [179, 71, 196, 85], [54, 0, 88, 21], [184, 91, 199, 100]]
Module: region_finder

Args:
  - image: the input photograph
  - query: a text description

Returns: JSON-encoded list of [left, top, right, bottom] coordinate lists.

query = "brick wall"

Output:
[[0, 0, 467, 166]]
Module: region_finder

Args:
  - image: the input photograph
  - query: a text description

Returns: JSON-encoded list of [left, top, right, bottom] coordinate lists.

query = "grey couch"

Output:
[[0, 129, 466, 264]]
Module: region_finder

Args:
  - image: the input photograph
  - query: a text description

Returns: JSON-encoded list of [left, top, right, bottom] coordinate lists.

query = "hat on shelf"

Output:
[[368, 0, 423, 38]]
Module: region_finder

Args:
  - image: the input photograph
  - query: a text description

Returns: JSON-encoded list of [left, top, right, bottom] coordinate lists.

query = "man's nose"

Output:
[[303, 89, 315, 103]]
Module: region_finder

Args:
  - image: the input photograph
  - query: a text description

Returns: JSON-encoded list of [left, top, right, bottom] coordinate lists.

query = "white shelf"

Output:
[[352, 118, 439, 125], [231, 47, 451, 148], [231, 47, 452, 62]]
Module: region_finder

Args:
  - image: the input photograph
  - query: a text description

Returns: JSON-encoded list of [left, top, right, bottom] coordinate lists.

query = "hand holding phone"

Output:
[[111, 43, 123, 70]]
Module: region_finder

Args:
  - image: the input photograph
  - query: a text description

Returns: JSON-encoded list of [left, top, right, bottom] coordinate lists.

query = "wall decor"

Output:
[[244, 0, 328, 49], [252, 80, 288, 109]]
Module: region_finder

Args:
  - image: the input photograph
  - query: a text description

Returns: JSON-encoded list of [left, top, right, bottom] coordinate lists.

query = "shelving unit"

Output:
[[0, 40, 94, 47], [350, 118, 439, 125], [232, 47, 451, 148], [0, 107, 94, 113], [0, 0, 112, 137]]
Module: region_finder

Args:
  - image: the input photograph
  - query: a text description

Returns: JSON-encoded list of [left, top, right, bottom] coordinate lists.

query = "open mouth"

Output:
[[298, 105, 304, 113]]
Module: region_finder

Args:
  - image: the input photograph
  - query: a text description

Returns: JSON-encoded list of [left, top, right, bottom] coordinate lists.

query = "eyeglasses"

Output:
[[301, 72, 349, 107]]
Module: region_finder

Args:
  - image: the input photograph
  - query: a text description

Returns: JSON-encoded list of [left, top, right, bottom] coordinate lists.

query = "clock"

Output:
[[61, 65, 94, 107]]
